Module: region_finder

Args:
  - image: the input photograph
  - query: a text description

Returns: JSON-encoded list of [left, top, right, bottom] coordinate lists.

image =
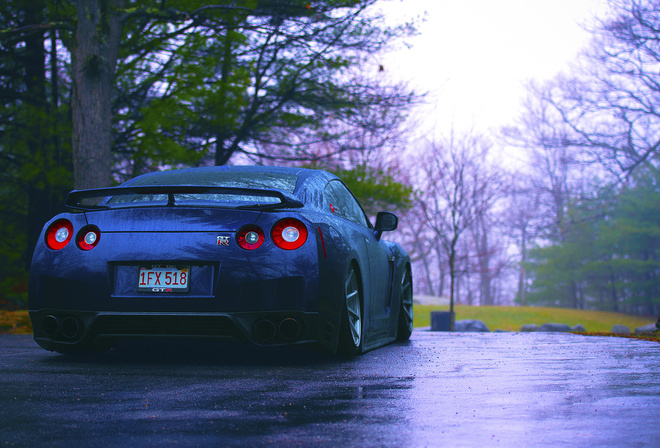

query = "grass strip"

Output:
[[414, 304, 656, 333]]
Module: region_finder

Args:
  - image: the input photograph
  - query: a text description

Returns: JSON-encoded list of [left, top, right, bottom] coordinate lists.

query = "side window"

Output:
[[323, 182, 341, 216], [326, 180, 370, 228]]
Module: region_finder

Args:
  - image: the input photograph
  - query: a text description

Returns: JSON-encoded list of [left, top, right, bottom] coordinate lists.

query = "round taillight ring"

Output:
[[45, 219, 74, 250], [237, 225, 265, 250], [272, 218, 307, 250], [76, 225, 101, 251]]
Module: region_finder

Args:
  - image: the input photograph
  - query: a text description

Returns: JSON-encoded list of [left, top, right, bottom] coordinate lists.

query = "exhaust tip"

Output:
[[42, 315, 60, 337], [253, 319, 277, 342], [279, 318, 302, 340], [61, 317, 83, 340]]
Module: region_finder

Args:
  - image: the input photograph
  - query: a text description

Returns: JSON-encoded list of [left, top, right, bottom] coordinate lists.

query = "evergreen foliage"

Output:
[[525, 168, 660, 315], [0, 0, 73, 307], [0, 1, 418, 308], [328, 164, 413, 217]]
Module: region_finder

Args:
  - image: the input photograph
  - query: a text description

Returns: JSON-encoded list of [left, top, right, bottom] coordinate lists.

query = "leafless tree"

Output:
[[396, 206, 439, 296], [503, 96, 587, 241], [417, 131, 503, 327], [503, 100, 606, 308], [505, 177, 544, 305], [469, 211, 509, 306], [506, 0, 660, 181]]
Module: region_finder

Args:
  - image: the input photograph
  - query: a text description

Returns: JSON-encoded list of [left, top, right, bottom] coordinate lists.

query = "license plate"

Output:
[[137, 265, 190, 293]]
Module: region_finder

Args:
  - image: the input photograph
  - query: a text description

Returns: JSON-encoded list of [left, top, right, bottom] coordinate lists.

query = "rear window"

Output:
[[106, 191, 280, 207], [105, 170, 300, 208], [130, 170, 298, 193]]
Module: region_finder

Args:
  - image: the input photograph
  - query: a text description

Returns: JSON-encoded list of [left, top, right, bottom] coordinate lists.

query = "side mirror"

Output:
[[374, 212, 398, 240]]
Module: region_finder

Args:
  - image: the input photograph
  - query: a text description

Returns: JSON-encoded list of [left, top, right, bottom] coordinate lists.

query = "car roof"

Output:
[[122, 165, 338, 195]]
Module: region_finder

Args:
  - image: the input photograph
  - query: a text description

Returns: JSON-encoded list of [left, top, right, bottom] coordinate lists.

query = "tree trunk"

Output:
[[421, 253, 434, 296], [24, 2, 47, 260], [518, 228, 527, 306], [23, 1, 70, 261], [475, 220, 493, 306], [569, 278, 579, 309], [448, 237, 457, 331], [465, 268, 473, 306], [215, 27, 234, 166], [71, 0, 124, 189], [434, 245, 444, 297]]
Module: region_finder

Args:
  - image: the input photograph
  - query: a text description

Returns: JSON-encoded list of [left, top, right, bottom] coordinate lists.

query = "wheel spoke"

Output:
[[402, 281, 413, 305], [401, 270, 413, 330], [345, 268, 361, 346], [403, 306, 413, 323], [345, 269, 355, 291]]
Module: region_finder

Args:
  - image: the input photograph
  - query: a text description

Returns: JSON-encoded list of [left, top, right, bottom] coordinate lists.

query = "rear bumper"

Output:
[[29, 309, 339, 353]]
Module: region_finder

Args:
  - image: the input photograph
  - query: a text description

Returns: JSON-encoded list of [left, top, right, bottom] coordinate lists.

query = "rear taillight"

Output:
[[45, 219, 74, 250], [272, 218, 307, 250], [77, 226, 101, 251], [237, 225, 265, 250]]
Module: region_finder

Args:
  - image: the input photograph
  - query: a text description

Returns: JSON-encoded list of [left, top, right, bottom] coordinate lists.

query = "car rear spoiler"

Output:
[[65, 185, 304, 211]]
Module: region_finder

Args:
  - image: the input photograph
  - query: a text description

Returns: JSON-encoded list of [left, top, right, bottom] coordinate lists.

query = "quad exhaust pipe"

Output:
[[41, 315, 84, 341], [61, 317, 82, 340], [42, 315, 60, 337], [43, 314, 300, 343], [253, 319, 277, 342], [253, 318, 302, 342], [278, 318, 302, 341]]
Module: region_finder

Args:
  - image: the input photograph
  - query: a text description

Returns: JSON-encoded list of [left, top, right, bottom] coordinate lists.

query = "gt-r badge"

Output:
[[217, 236, 230, 246]]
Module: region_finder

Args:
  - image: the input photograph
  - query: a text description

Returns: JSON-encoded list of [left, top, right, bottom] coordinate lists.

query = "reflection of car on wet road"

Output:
[[3, 332, 659, 447], [29, 166, 413, 356]]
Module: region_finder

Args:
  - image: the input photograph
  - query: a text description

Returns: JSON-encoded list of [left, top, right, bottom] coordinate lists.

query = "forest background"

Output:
[[1, 0, 658, 317]]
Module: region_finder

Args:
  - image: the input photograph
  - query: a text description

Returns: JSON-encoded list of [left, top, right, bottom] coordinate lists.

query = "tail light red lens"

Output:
[[237, 225, 265, 250], [77, 226, 101, 251], [45, 219, 74, 250], [272, 218, 307, 250]]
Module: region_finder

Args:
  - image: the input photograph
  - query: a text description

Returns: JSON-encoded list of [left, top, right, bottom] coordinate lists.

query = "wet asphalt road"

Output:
[[1, 331, 659, 447]]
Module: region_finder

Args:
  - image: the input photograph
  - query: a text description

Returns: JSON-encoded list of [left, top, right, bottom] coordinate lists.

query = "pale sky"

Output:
[[377, 0, 608, 137]]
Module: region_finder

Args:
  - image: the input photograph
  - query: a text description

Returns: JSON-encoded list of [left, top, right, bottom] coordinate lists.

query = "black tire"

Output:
[[337, 264, 363, 357], [396, 267, 413, 341]]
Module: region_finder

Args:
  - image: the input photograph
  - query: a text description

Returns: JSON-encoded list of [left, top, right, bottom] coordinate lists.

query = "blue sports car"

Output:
[[28, 166, 413, 356]]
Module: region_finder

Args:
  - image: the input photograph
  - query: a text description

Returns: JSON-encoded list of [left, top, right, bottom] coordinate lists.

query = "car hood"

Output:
[[82, 207, 261, 232]]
